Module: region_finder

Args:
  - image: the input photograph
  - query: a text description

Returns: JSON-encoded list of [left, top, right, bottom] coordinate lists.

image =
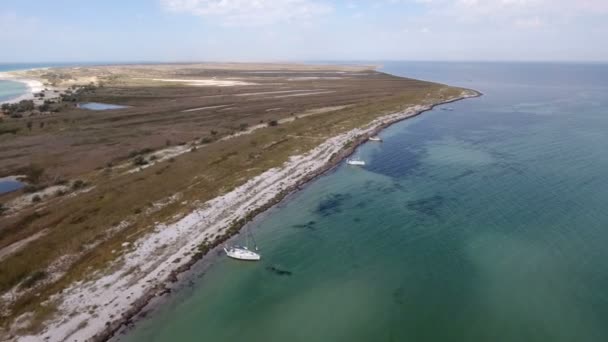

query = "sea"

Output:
[[6, 61, 608, 341], [0, 63, 56, 102], [109, 61, 608, 342], [0, 62, 128, 102]]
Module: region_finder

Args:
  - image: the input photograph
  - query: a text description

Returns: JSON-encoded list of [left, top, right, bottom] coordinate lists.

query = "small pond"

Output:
[[78, 102, 130, 110], [0, 179, 24, 195]]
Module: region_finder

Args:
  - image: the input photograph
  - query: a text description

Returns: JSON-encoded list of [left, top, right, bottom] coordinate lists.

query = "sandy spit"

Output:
[[16, 90, 481, 342]]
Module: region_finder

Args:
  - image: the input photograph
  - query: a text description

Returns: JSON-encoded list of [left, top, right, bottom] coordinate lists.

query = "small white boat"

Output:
[[346, 158, 366, 166], [225, 228, 261, 261], [369, 136, 382, 142], [224, 246, 261, 261]]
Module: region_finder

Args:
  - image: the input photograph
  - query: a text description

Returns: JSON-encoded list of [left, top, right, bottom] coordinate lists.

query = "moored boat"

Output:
[[224, 246, 261, 261], [225, 228, 261, 261], [346, 158, 366, 166], [369, 136, 382, 142]]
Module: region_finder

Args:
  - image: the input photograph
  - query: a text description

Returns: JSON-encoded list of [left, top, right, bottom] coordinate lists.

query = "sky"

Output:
[[0, 0, 607, 63]]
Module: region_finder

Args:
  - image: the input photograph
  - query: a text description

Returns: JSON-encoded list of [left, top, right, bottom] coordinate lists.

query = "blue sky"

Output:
[[1, 0, 607, 63]]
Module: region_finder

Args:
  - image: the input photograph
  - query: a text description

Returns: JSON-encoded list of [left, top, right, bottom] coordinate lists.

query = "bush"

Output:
[[72, 179, 86, 190], [128, 148, 153, 158], [239, 123, 249, 131], [24, 164, 45, 184], [23, 184, 45, 193], [20, 270, 47, 289], [268, 120, 279, 127], [54, 178, 68, 186], [200, 137, 213, 144], [0, 203, 6, 215], [32, 195, 42, 203], [133, 155, 148, 166]]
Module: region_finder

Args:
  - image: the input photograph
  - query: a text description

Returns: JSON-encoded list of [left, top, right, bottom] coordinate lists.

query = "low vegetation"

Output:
[[0, 63, 468, 335]]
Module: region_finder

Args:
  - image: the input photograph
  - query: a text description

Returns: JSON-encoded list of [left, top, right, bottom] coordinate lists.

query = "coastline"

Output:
[[0, 72, 45, 105], [17, 88, 481, 342]]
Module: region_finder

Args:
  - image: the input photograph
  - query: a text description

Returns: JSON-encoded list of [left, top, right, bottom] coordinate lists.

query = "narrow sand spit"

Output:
[[274, 90, 335, 98], [138, 78, 256, 87], [16, 90, 479, 342], [181, 105, 229, 113], [235, 89, 319, 96]]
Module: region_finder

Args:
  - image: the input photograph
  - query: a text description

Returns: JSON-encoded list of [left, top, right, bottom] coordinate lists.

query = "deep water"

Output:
[[117, 62, 608, 342]]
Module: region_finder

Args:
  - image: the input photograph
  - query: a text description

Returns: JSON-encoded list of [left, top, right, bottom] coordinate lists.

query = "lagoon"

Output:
[[78, 102, 129, 110], [0, 179, 23, 195]]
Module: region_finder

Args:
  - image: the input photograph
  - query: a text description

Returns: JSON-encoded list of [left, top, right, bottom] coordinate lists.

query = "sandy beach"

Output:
[[14, 89, 480, 342], [0, 72, 45, 105]]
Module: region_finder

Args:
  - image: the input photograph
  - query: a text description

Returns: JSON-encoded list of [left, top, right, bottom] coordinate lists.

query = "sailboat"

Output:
[[224, 228, 261, 261], [346, 154, 366, 166]]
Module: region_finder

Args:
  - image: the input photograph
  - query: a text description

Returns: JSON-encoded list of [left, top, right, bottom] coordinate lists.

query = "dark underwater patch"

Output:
[[316, 193, 352, 217], [406, 195, 445, 218], [355, 201, 367, 209], [292, 221, 316, 230], [449, 169, 475, 181], [266, 266, 293, 276]]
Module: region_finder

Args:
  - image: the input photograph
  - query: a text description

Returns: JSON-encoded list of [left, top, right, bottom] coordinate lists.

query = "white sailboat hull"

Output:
[[347, 159, 366, 166], [224, 247, 261, 261]]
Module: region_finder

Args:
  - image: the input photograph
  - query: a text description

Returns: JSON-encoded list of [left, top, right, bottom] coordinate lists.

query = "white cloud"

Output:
[[514, 16, 543, 29], [160, 0, 333, 26]]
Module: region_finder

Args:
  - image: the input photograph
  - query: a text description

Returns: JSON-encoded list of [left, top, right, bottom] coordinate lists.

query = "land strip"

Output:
[[0, 63, 477, 341]]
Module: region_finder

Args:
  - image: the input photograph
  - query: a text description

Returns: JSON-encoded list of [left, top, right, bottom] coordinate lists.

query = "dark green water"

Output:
[[118, 62, 608, 342]]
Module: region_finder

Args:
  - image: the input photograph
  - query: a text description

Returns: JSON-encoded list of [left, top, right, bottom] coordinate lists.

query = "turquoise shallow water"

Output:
[[0, 80, 28, 102], [118, 62, 608, 342]]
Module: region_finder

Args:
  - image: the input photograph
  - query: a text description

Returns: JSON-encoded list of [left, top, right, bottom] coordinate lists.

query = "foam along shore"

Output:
[[0, 72, 45, 105], [17, 89, 480, 342]]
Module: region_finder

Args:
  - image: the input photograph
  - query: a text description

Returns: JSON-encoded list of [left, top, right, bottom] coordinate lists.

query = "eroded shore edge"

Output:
[[18, 89, 482, 342]]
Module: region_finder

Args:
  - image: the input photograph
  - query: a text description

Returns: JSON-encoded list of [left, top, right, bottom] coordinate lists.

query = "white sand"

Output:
[[138, 78, 256, 87], [274, 91, 335, 98], [181, 105, 229, 113], [0, 73, 45, 105], [15, 91, 477, 342]]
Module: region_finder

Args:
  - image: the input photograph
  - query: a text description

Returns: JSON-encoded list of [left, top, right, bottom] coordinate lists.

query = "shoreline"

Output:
[[0, 72, 45, 105], [17, 89, 482, 342]]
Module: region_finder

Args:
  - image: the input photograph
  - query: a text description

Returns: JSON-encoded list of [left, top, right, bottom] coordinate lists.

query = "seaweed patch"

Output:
[[406, 195, 445, 218], [316, 193, 352, 216], [449, 169, 475, 181], [292, 221, 316, 230], [266, 266, 293, 276]]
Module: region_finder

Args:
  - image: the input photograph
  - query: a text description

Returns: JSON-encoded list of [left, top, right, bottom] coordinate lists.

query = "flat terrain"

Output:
[[1, 63, 437, 178], [0, 63, 465, 336]]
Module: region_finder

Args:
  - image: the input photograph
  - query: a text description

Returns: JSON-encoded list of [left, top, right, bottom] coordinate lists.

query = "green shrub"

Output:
[[133, 155, 148, 166], [20, 270, 47, 289], [72, 180, 86, 190]]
